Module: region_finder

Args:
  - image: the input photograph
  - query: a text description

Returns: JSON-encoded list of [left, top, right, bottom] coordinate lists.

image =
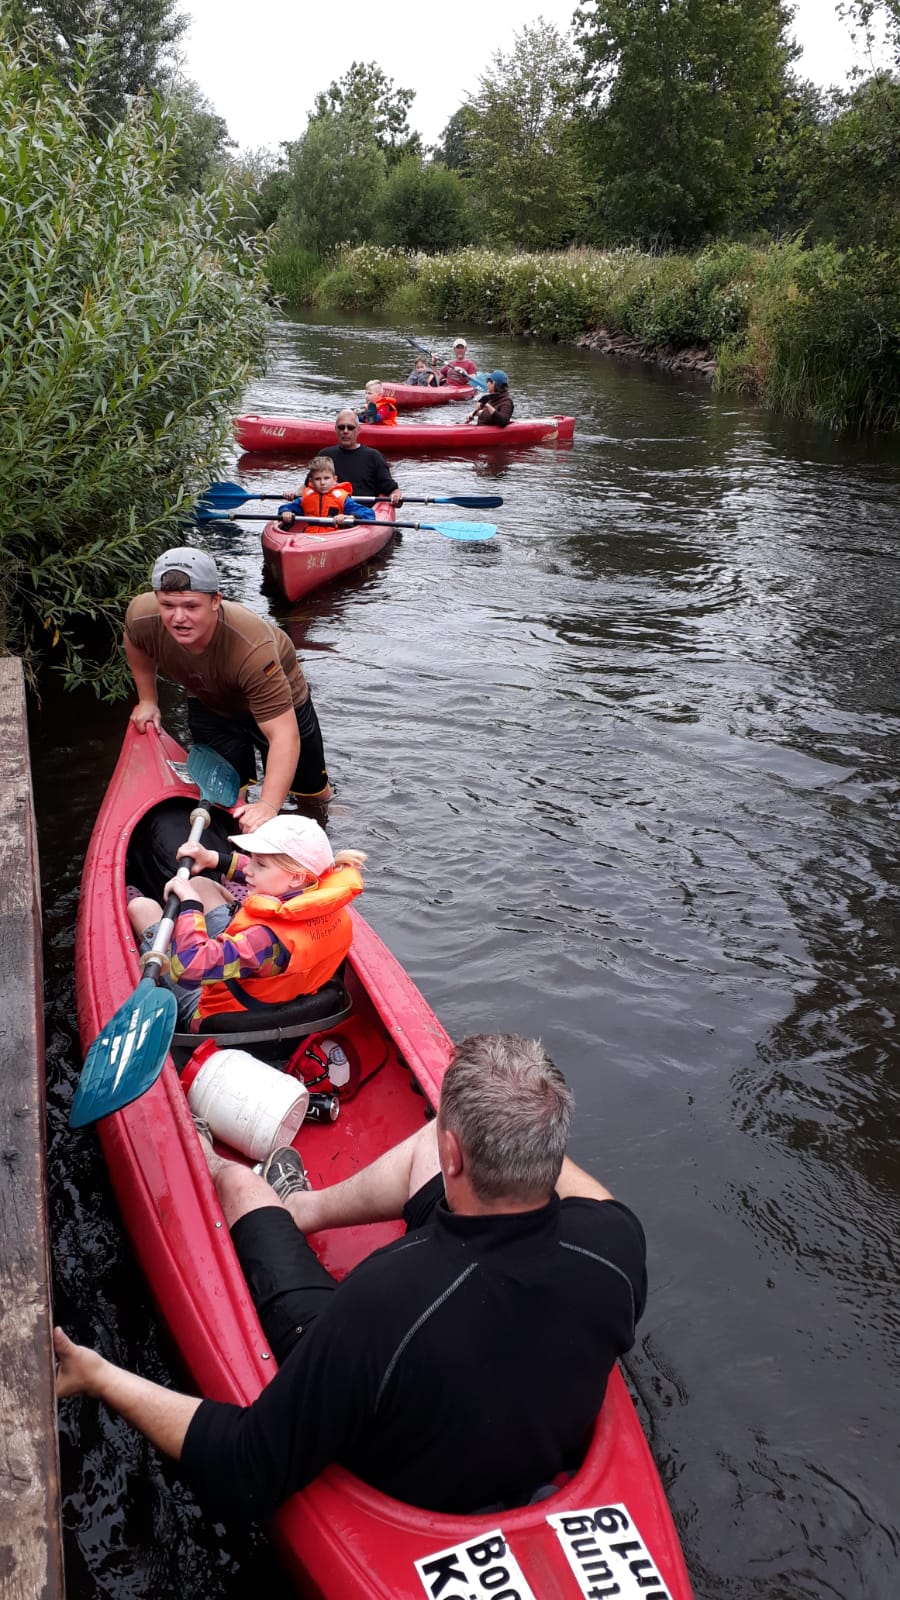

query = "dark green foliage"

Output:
[[282, 112, 387, 255], [376, 159, 471, 251], [463, 22, 589, 248], [9, 0, 186, 121], [797, 74, 900, 249], [313, 61, 420, 167], [575, 0, 798, 246], [0, 36, 267, 690], [164, 80, 233, 195], [436, 107, 477, 173]]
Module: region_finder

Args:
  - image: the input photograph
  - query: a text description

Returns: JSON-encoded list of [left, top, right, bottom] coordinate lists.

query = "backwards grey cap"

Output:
[[151, 546, 221, 593]]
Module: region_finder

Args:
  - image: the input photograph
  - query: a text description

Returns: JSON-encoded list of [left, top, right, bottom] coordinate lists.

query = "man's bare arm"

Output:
[[54, 1328, 201, 1459]]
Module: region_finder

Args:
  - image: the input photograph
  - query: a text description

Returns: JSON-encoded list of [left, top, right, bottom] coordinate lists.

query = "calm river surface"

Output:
[[38, 313, 900, 1599]]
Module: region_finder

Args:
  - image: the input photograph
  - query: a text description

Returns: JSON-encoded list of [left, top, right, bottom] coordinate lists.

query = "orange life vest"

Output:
[[300, 483, 353, 521], [374, 397, 398, 425], [197, 864, 364, 1018]]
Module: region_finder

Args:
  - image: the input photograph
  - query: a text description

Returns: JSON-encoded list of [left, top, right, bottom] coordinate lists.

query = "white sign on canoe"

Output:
[[415, 1528, 539, 1600], [547, 1503, 674, 1599]]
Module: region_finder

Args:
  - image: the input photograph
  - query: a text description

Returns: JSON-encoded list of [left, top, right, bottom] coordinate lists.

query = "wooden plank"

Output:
[[0, 658, 65, 1599]]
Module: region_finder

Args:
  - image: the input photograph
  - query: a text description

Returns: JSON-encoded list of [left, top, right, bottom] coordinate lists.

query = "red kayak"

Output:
[[261, 502, 396, 601], [74, 724, 693, 1600], [380, 381, 475, 407], [234, 413, 576, 453]]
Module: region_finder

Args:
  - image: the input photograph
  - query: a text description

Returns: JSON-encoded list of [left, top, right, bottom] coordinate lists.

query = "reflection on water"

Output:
[[39, 310, 900, 1599]]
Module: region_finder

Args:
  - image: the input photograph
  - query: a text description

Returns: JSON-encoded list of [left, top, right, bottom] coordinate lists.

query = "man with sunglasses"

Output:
[[317, 411, 403, 505]]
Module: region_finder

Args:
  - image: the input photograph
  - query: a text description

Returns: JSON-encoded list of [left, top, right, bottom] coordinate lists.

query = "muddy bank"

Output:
[[577, 327, 716, 379]]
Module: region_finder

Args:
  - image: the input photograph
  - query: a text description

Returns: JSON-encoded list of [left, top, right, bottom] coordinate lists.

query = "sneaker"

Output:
[[192, 1113, 213, 1148], [262, 1145, 311, 1199]]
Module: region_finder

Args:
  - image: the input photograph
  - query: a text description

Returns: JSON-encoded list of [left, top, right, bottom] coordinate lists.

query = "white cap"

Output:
[[453, 336, 468, 349], [229, 815, 334, 878]]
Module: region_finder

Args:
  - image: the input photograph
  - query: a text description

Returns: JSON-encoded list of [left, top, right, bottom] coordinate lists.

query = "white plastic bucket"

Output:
[[182, 1043, 310, 1161]]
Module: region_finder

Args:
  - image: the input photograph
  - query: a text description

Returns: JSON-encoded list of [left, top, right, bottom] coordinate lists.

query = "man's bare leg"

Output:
[[207, 1121, 441, 1235]]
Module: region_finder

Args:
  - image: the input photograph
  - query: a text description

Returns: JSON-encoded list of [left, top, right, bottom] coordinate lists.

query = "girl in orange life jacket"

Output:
[[277, 457, 377, 531], [126, 815, 366, 1027], [358, 379, 398, 426]]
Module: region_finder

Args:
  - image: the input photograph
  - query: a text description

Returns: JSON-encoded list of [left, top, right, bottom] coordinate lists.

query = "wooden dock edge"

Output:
[[0, 659, 65, 1598]]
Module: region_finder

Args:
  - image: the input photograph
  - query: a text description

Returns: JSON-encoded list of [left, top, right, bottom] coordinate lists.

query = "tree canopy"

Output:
[[574, 0, 798, 245], [463, 22, 588, 248]]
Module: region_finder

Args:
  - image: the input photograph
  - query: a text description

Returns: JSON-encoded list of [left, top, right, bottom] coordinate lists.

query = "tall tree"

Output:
[[463, 21, 588, 247], [284, 110, 387, 253], [313, 62, 420, 166], [575, 0, 798, 245]]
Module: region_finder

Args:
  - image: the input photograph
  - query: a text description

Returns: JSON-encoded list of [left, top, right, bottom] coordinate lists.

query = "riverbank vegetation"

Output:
[[0, 21, 266, 689], [263, 2, 900, 433]]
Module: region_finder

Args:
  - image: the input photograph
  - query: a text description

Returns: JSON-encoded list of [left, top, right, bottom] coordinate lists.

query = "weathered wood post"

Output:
[[0, 658, 65, 1597]]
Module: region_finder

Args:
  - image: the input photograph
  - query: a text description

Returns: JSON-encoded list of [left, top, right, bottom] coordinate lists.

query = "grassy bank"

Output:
[[267, 241, 900, 433]]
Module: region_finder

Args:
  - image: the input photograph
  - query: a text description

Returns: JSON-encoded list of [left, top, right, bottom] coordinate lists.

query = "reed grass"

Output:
[[266, 238, 900, 432]]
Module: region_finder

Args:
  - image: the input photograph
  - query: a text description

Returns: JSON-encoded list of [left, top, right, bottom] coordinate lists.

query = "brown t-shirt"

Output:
[[125, 594, 308, 722]]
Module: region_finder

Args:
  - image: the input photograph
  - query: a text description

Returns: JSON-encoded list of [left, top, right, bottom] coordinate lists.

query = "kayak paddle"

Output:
[[197, 510, 496, 542], [199, 480, 503, 513], [69, 741, 241, 1129]]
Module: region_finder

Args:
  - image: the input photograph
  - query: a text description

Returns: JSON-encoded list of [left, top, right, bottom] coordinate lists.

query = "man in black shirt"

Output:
[[319, 410, 403, 502], [54, 1034, 647, 1521]]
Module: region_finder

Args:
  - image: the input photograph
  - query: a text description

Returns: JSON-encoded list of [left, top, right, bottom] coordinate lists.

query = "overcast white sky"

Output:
[[179, 0, 885, 155]]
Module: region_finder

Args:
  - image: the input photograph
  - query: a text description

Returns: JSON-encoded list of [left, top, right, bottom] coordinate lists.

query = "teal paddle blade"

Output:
[[427, 520, 496, 541], [70, 980, 177, 1127], [185, 744, 241, 807], [470, 372, 489, 391]]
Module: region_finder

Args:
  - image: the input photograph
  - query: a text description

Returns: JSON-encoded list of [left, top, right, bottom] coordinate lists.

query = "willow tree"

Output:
[[0, 36, 267, 691]]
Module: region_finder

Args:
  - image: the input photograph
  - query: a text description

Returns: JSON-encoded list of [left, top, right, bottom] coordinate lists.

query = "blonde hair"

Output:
[[364, 380, 384, 397], [308, 455, 336, 476], [251, 848, 367, 881]]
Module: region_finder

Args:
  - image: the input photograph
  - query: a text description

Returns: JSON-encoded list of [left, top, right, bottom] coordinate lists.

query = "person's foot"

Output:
[[262, 1145, 312, 1199]]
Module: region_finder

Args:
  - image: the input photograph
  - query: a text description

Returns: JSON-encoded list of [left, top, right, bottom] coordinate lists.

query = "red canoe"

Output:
[[74, 724, 694, 1600], [234, 413, 576, 453], [380, 381, 475, 407], [261, 502, 396, 601]]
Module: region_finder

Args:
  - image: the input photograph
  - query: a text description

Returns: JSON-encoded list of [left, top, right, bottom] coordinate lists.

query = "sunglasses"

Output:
[[336, 423, 358, 431]]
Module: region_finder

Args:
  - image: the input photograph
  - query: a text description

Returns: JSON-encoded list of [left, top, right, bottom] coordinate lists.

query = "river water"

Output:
[[38, 312, 900, 1599]]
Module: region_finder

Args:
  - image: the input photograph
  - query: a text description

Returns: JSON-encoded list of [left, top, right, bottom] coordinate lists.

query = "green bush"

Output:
[[267, 236, 900, 432], [0, 36, 267, 690], [315, 244, 414, 311]]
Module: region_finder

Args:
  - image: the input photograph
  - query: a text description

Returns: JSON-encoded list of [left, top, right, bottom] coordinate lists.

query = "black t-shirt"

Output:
[[181, 1193, 647, 1521], [319, 443, 398, 498]]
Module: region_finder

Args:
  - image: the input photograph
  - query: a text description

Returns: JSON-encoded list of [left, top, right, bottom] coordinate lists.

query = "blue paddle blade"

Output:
[[70, 980, 177, 1127], [185, 744, 241, 807], [200, 481, 253, 509], [470, 372, 489, 391], [428, 520, 496, 541]]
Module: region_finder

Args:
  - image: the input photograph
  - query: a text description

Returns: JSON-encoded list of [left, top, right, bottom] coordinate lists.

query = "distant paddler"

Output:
[[467, 370, 514, 427]]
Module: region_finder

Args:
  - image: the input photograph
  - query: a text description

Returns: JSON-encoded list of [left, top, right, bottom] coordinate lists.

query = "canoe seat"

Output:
[[171, 977, 353, 1052]]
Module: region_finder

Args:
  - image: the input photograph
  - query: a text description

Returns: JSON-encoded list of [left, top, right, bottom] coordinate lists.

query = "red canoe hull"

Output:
[[380, 381, 475, 407], [261, 503, 395, 601], [234, 413, 576, 453], [74, 724, 693, 1600]]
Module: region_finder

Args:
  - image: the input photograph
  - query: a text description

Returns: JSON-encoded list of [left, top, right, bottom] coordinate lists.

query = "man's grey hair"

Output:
[[439, 1033, 574, 1203]]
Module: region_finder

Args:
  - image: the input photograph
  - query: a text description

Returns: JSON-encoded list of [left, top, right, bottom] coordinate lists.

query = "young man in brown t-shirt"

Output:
[[124, 547, 331, 826]]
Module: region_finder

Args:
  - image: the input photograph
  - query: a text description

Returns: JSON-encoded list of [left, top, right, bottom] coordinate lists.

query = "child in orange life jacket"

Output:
[[277, 457, 377, 531], [126, 815, 366, 1029], [358, 380, 398, 426]]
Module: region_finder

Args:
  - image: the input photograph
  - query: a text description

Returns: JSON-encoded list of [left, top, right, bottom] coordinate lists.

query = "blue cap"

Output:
[[490, 370, 508, 387]]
